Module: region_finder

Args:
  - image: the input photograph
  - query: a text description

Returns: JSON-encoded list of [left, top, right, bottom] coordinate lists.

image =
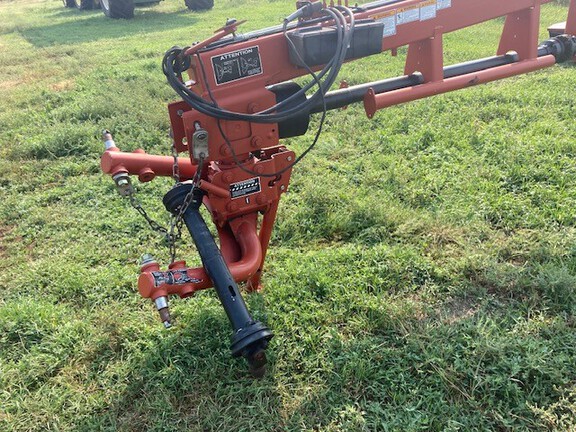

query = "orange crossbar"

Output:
[[364, 55, 557, 117]]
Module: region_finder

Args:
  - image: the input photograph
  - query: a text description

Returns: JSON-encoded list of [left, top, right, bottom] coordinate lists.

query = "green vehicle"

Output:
[[63, 0, 213, 19]]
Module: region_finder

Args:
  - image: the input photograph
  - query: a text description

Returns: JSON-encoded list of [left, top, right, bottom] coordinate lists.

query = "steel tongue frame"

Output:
[[101, 0, 576, 376]]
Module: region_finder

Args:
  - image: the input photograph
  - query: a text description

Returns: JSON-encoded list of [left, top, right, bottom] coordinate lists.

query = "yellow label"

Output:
[[396, 6, 420, 25], [370, 9, 396, 20]]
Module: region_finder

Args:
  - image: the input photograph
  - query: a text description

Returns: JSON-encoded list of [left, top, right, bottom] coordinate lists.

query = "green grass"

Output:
[[2, 0, 576, 430]]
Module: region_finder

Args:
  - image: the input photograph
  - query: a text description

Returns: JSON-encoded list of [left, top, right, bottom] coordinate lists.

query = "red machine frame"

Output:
[[101, 0, 576, 372]]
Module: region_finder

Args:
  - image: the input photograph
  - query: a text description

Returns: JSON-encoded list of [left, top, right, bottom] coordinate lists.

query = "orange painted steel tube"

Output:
[[101, 148, 197, 180], [364, 56, 556, 118], [137, 218, 262, 299]]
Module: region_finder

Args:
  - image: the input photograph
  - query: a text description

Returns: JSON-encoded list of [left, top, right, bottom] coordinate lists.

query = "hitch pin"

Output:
[[154, 296, 172, 329], [102, 129, 118, 151]]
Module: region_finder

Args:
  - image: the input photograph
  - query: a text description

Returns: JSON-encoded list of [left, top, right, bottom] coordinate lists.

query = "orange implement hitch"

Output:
[[101, 0, 576, 376]]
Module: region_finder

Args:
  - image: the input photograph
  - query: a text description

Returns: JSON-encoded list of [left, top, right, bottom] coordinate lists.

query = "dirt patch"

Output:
[[49, 79, 75, 92], [440, 296, 480, 324], [0, 79, 22, 90]]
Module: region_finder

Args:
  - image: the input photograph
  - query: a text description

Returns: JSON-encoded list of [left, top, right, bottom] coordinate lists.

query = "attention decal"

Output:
[[211, 46, 263, 85]]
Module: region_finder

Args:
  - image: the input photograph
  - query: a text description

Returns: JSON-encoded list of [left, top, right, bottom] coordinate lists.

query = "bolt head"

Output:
[[220, 145, 231, 156]]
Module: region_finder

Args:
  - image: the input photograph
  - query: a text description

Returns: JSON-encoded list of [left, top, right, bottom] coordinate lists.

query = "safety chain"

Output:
[[170, 155, 205, 253], [166, 144, 204, 262], [126, 139, 204, 263], [128, 193, 172, 241], [171, 138, 180, 184], [182, 155, 205, 215]]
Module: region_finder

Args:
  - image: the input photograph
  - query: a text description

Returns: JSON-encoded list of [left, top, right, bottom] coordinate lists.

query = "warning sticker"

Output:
[[420, 0, 437, 20], [211, 46, 263, 86], [397, 6, 420, 25], [437, 0, 451, 10], [373, 10, 397, 37], [230, 177, 261, 199], [152, 270, 202, 287]]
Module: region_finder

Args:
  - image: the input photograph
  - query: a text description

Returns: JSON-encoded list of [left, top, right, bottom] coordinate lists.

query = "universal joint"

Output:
[[539, 34, 576, 63]]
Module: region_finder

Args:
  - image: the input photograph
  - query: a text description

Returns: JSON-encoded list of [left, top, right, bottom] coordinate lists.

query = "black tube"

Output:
[[182, 204, 253, 330], [443, 53, 519, 78], [306, 74, 423, 114], [305, 44, 566, 115], [306, 54, 519, 113]]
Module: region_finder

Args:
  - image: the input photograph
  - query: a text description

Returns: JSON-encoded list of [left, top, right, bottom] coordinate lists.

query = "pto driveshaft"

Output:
[[163, 184, 273, 377]]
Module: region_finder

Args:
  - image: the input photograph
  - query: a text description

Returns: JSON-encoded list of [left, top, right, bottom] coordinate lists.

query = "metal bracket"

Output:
[[112, 172, 134, 197], [192, 125, 209, 161]]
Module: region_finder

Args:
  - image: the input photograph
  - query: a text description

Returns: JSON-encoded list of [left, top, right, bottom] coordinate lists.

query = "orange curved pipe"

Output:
[[138, 218, 262, 299]]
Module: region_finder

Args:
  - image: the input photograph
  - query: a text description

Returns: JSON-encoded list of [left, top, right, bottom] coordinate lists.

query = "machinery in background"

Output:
[[101, 0, 576, 376], [63, 0, 213, 19]]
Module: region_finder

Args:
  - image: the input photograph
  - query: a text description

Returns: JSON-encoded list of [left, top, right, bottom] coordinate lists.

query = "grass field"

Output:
[[2, 0, 576, 430]]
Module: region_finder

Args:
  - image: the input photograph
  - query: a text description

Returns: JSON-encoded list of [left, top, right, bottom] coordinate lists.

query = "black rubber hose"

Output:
[[162, 6, 353, 124]]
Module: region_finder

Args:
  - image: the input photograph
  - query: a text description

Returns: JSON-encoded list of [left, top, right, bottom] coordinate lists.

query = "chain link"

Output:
[[128, 132, 204, 262], [128, 190, 183, 263], [128, 194, 170, 238], [171, 139, 180, 183], [124, 138, 204, 264], [168, 214, 181, 263]]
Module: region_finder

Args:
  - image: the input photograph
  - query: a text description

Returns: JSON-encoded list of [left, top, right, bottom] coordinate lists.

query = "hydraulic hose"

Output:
[[162, 5, 355, 124]]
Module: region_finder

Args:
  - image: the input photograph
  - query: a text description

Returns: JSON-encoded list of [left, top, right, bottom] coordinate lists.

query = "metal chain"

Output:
[[167, 214, 180, 263], [178, 155, 204, 218], [171, 138, 180, 183], [166, 146, 204, 263], [128, 194, 170, 239], [125, 139, 204, 264]]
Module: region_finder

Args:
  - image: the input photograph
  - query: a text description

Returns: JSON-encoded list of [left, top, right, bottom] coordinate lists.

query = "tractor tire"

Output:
[[100, 0, 134, 19], [185, 0, 213, 11], [63, 0, 76, 8], [73, 0, 94, 10]]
